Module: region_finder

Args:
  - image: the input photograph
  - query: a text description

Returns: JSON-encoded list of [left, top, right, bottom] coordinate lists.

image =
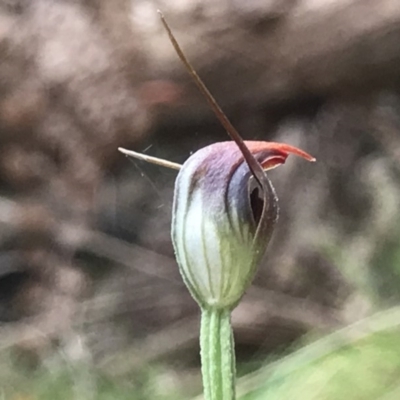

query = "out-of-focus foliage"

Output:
[[0, 357, 190, 400], [239, 309, 400, 400]]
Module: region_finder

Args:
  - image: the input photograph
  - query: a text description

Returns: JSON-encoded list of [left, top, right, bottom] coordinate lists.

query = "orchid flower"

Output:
[[119, 12, 315, 400], [172, 141, 314, 310]]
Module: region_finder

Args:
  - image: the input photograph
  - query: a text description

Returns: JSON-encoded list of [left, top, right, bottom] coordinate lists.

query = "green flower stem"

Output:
[[200, 308, 236, 400]]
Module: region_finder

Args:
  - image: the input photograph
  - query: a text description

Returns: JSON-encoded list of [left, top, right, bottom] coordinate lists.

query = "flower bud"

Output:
[[172, 141, 314, 310]]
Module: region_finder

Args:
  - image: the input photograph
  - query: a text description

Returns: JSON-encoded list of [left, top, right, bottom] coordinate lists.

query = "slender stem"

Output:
[[200, 308, 236, 400]]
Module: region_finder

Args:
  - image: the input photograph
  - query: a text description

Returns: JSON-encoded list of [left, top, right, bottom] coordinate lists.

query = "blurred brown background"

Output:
[[0, 0, 400, 388]]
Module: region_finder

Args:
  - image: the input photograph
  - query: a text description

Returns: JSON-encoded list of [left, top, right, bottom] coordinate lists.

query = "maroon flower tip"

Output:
[[236, 141, 315, 172]]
